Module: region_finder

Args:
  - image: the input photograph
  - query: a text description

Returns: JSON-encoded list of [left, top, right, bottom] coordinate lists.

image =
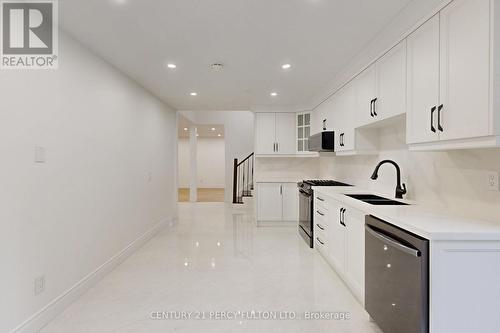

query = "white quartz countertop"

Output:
[[312, 186, 500, 241]]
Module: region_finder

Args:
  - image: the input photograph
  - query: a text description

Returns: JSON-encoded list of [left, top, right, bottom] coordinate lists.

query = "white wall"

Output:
[[178, 137, 226, 188], [181, 111, 254, 202], [0, 32, 177, 333], [254, 157, 319, 182], [317, 121, 500, 223]]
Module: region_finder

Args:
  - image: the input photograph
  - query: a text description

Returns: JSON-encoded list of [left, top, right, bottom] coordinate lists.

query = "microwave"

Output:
[[308, 131, 335, 152]]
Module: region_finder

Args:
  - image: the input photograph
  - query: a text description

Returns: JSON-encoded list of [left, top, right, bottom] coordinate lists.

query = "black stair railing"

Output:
[[232, 152, 254, 204]]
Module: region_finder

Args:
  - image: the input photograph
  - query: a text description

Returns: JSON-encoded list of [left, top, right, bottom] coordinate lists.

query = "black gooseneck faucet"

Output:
[[370, 160, 407, 199]]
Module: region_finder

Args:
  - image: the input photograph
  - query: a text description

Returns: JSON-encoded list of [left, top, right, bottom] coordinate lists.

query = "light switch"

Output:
[[34, 146, 46, 163]]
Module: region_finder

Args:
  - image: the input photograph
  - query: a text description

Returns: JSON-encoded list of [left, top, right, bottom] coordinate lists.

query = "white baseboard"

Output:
[[10, 217, 174, 333]]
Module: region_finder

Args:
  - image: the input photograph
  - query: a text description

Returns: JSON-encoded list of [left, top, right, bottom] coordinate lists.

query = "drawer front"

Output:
[[314, 207, 328, 224], [314, 216, 328, 232], [314, 228, 328, 256], [314, 194, 329, 210]]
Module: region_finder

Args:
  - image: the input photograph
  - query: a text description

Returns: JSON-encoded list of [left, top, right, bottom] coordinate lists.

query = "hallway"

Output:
[[41, 202, 382, 333]]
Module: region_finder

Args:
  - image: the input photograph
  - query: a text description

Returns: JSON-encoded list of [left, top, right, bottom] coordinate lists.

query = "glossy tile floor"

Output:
[[42, 201, 382, 333]]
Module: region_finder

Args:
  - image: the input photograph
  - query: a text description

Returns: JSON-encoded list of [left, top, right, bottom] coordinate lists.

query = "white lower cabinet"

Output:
[[344, 207, 365, 302], [327, 203, 347, 273], [314, 195, 366, 303], [281, 183, 299, 221], [256, 182, 298, 222]]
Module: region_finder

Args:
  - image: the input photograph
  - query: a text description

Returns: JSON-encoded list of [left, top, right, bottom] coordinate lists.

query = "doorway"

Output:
[[177, 118, 225, 202]]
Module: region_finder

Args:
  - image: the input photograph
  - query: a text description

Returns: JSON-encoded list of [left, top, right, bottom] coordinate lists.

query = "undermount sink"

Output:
[[344, 194, 409, 206]]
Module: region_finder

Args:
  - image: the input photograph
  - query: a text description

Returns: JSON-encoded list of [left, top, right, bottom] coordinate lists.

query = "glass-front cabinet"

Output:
[[297, 112, 311, 152]]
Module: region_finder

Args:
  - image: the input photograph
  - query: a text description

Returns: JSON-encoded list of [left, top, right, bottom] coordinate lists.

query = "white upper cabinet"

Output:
[[438, 0, 490, 141], [375, 40, 407, 122], [334, 83, 356, 152], [313, 96, 335, 135], [275, 113, 296, 154], [312, 0, 500, 152], [255, 113, 276, 154], [408, 0, 497, 150], [356, 40, 407, 127], [407, 14, 440, 144], [355, 65, 377, 127], [255, 112, 296, 155], [297, 112, 312, 153]]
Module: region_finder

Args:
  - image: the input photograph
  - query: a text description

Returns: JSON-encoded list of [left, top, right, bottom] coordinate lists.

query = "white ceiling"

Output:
[[59, 0, 413, 111]]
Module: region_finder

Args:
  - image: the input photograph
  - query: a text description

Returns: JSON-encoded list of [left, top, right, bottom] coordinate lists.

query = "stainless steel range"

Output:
[[297, 180, 353, 248]]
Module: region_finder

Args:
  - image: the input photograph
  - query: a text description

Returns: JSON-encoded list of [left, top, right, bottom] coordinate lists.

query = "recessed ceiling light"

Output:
[[167, 63, 176, 69], [196, 134, 199, 137], [190, 92, 197, 96], [211, 127, 216, 131], [183, 127, 188, 131], [270, 92, 278, 97], [218, 134, 222, 137], [282, 63, 291, 69], [210, 63, 224, 71]]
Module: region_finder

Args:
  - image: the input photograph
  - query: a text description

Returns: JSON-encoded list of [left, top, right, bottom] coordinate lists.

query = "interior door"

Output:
[[439, 0, 491, 141], [255, 113, 276, 154], [376, 40, 407, 121], [275, 113, 296, 154], [282, 183, 299, 221], [406, 14, 440, 144], [355, 64, 377, 127], [257, 183, 282, 221]]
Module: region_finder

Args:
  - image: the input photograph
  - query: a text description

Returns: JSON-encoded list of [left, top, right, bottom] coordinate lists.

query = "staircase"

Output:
[[232, 152, 254, 204]]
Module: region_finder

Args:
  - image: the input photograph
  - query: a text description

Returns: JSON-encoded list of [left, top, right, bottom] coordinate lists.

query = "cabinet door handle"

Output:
[[339, 208, 346, 227], [430, 106, 437, 133], [437, 104, 444, 132], [316, 237, 325, 245], [372, 98, 378, 116], [370, 99, 374, 117], [280, 185, 283, 195], [276, 142, 279, 152], [316, 223, 325, 231], [342, 208, 346, 227]]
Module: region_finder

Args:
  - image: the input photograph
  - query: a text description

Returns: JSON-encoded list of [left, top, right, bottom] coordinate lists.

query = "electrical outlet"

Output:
[[34, 276, 45, 296], [34, 146, 46, 163], [487, 171, 499, 191]]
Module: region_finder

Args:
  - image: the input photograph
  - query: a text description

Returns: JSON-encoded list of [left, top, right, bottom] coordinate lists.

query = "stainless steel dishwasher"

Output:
[[365, 215, 429, 333]]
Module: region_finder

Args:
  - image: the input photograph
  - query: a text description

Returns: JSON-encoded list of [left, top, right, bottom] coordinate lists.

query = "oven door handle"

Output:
[[365, 225, 421, 257], [299, 189, 311, 196]]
